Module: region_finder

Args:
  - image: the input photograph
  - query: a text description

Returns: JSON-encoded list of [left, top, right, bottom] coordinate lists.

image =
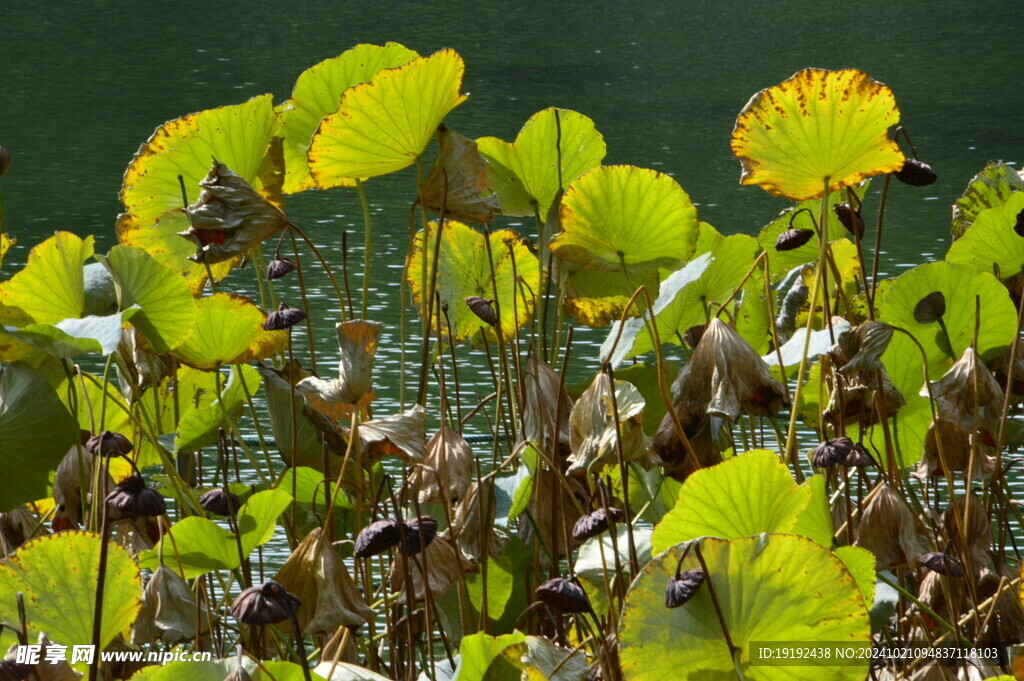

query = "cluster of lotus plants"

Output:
[[1, 42, 1023, 681]]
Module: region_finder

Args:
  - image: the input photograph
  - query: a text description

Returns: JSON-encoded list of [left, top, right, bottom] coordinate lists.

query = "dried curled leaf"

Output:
[[855, 484, 930, 570], [296, 320, 382, 419], [567, 372, 653, 475], [410, 423, 473, 505], [389, 535, 470, 603], [420, 128, 500, 224], [133, 565, 216, 644], [923, 347, 1004, 434], [518, 470, 589, 570], [916, 419, 995, 481], [521, 356, 573, 451], [356, 405, 427, 463]]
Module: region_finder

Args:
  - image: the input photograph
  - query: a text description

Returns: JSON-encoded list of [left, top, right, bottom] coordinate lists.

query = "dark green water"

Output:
[[3, 1, 1023, 412]]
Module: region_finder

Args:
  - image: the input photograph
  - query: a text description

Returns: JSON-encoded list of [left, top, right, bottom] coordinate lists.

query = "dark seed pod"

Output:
[[774, 228, 815, 252], [894, 158, 937, 187], [86, 430, 133, 458], [230, 581, 301, 625], [665, 568, 706, 608], [572, 507, 625, 542], [535, 577, 591, 614], [404, 515, 438, 556], [811, 437, 855, 468], [913, 291, 946, 324], [833, 203, 865, 239], [0, 147, 10, 178], [919, 552, 965, 577], [465, 296, 498, 326], [354, 518, 401, 558], [844, 444, 875, 468], [683, 324, 706, 349], [105, 475, 167, 517], [1014, 208, 1024, 238], [263, 304, 307, 331], [266, 258, 297, 280], [200, 488, 240, 516], [0, 658, 32, 681]]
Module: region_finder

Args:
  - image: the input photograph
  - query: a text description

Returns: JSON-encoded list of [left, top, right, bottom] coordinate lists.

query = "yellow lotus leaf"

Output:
[[171, 293, 286, 370]]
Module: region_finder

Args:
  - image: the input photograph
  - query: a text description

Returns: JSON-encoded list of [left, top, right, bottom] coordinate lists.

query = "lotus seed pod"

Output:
[[353, 518, 401, 558], [263, 304, 307, 331], [199, 488, 239, 516], [913, 291, 946, 324], [535, 577, 591, 614], [665, 568, 706, 608], [0, 147, 10, 178], [894, 158, 937, 186], [105, 475, 166, 517], [86, 430, 133, 458], [404, 515, 438, 556], [919, 552, 965, 577], [465, 295, 498, 326], [833, 203, 865, 238], [572, 507, 625, 542], [230, 581, 301, 625], [774, 228, 814, 251], [266, 258, 297, 280], [811, 437, 855, 469]]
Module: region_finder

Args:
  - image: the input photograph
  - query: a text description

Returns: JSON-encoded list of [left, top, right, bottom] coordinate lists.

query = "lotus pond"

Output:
[[2, 40, 1024, 681]]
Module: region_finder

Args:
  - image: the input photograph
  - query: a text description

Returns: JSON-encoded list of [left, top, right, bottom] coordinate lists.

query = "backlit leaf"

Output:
[[171, 293, 285, 370], [0, 232, 93, 327], [946, 192, 1024, 278], [952, 162, 1024, 238]]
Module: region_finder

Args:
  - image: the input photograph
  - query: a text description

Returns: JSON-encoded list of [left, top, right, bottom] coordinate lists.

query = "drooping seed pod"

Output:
[[230, 581, 301, 625], [774, 228, 815, 251], [0, 147, 10, 178], [572, 507, 625, 542], [682, 324, 706, 349], [0, 658, 31, 681], [465, 296, 498, 326], [353, 518, 401, 558], [894, 158, 937, 187], [1014, 208, 1024, 238], [665, 568, 706, 608], [535, 577, 591, 614], [199, 488, 239, 516], [86, 430, 133, 458], [844, 443, 875, 468], [913, 291, 946, 324], [106, 475, 167, 517], [919, 552, 965, 577], [266, 258, 297, 280], [811, 437, 855, 469], [404, 515, 438, 556], [263, 304, 307, 331], [833, 203, 865, 239]]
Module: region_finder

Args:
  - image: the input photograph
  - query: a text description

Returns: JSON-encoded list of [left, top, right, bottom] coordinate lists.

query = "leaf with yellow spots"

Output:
[[731, 68, 904, 200], [0, 531, 141, 664], [171, 293, 285, 370], [0, 233, 14, 269], [277, 42, 418, 193], [308, 49, 468, 185]]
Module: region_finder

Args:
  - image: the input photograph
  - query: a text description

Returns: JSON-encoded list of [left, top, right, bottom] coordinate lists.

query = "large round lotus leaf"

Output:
[[0, 232, 93, 327], [407, 220, 539, 342], [651, 450, 827, 554], [877, 261, 1016, 397], [758, 184, 868, 282], [551, 165, 699, 272], [278, 42, 418, 194], [138, 489, 291, 579], [170, 293, 285, 370], [116, 211, 234, 294], [619, 535, 870, 681], [99, 245, 196, 353], [121, 94, 281, 227], [0, 363, 78, 511], [952, 163, 1024, 238], [731, 68, 904, 200], [834, 545, 876, 609], [476, 107, 606, 218], [309, 49, 467, 184], [561, 262, 660, 328], [0, 531, 140, 657], [947, 192, 1024, 276]]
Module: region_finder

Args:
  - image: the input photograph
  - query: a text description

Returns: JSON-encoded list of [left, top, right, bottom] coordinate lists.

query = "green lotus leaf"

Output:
[[0, 232, 93, 327], [476, 107, 606, 218], [0, 234, 13, 269], [758, 185, 867, 282], [561, 262, 660, 328], [309, 49, 467, 184], [790, 473, 834, 548], [465, 553, 514, 621], [731, 68, 903, 200], [619, 535, 870, 680], [764, 319, 852, 368], [0, 363, 79, 511], [58, 372, 133, 444], [551, 165, 699, 272], [139, 489, 292, 579], [278, 42, 418, 193], [952, 162, 1024, 238], [256, 363, 334, 471], [175, 365, 261, 452], [83, 262, 118, 316], [834, 545, 877, 609], [735, 270, 772, 355], [1, 309, 137, 358], [877, 261, 1016, 397], [652, 450, 818, 554], [453, 630, 527, 681], [171, 293, 285, 370], [0, 531, 140, 658], [407, 220, 538, 342], [116, 211, 234, 295], [946, 192, 1024, 277]]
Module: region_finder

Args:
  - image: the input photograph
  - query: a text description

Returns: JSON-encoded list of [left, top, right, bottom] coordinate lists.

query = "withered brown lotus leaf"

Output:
[[53, 445, 101, 526], [521, 356, 573, 451], [568, 372, 653, 474], [823, 356, 904, 429], [390, 535, 470, 603], [410, 423, 472, 505], [105, 475, 166, 517], [355, 405, 427, 463], [833, 321, 894, 375], [682, 324, 706, 349], [404, 516, 438, 556], [651, 397, 719, 481], [942, 493, 992, 572], [421, 128, 501, 225], [273, 527, 375, 634], [519, 470, 589, 569], [665, 568, 706, 609], [230, 581, 301, 625], [923, 347, 1004, 434], [811, 437, 854, 469], [993, 338, 1024, 399], [918, 552, 964, 578], [447, 479, 504, 564], [115, 327, 175, 400], [535, 577, 591, 614], [180, 159, 289, 264], [353, 519, 401, 558], [855, 484, 930, 569], [296, 320, 382, 419], [0, 506, 41, 557], [132, 565, 216, 644], [916, 419, 996, 480], [112, 516, 161, 555], [572, 507, 624, 542], [913, 291, 946, 324]]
